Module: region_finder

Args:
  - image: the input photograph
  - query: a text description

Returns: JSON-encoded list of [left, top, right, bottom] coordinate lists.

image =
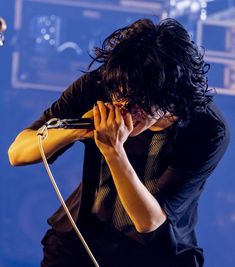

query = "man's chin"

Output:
[[129, 127, 147, 137]]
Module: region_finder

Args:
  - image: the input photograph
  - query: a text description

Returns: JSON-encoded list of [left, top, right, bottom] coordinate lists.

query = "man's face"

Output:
[[112, 99, 160, 136]]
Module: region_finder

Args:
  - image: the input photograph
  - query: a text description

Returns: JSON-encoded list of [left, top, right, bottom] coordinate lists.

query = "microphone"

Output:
[[46, 118, 94, 129]]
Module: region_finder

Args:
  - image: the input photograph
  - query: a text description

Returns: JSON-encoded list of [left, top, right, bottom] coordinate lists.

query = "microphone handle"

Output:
[[60, 118, 94, 129]]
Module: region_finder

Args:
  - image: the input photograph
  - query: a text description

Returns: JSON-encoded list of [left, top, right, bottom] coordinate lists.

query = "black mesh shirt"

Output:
[[28, 70, 230, 267]]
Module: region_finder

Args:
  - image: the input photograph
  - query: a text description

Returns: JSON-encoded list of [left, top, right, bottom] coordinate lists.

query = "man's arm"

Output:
[[8, 110, 94, 166], [105, 146, 167, 233], [93, 101, 167, 233], [8, 72, 99, 166], [92, 101, 229, 235], [9, 128, 79, 166]]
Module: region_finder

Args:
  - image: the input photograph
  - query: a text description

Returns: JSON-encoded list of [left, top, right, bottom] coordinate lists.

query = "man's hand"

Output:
[[93, 101, 133, 156], [91, 101, 167, 233]]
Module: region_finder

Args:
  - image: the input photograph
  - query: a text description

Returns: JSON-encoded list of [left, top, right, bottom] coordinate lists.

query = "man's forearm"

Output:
[[8, 128, 87, 166], [104, 146, 167, 233]]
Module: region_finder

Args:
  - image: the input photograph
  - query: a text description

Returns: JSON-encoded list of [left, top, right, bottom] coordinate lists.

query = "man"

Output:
[[8, 18, 229, 267]]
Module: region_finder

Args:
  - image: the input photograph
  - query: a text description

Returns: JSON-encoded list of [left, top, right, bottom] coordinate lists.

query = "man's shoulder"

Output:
[[170, 100, 229, 155], [71, 68, 104, 98], [73, 69, 101, 88], [168, 101, 230, 170], [195, 100, 229, 141], [178, 101, 228, 139]]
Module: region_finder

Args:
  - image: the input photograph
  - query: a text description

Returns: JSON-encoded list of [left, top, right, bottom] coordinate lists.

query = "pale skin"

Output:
[[8, 100, 177, 233]]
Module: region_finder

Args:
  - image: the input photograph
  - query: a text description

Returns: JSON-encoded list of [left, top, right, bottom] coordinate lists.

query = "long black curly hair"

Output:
[[89, 18, 213, 123]]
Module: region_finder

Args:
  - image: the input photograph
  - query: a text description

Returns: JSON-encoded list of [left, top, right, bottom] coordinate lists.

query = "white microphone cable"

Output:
[[37, 120, 99, 267]]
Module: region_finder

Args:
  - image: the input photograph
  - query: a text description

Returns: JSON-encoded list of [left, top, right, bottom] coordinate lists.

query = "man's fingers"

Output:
[[114, 105, 123, 125], [93, 104, 100, 129], [106, 103, 115, 124], [94, 101, 132, 137], [124, 112, 133, 132], [97, 101, 108, 126]]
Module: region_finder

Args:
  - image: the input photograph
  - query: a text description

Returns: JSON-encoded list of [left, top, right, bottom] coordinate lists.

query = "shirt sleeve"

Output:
[[26, 72, 96, 163], [154, 112, 230, 225], [135, 109, 229, 248], [27, 73, 91, 130]]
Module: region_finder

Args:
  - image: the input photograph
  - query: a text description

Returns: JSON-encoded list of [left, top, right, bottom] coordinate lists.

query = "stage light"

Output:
[[30, 14, 61, 52], [0, 17, 7, 46]]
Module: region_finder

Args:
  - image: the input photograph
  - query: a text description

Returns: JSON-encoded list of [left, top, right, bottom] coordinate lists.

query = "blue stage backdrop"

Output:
[[0, 1, 235, 266]]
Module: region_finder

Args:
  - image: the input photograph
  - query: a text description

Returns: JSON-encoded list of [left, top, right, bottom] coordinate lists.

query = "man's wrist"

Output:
[[103, 145, 126, 163]]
